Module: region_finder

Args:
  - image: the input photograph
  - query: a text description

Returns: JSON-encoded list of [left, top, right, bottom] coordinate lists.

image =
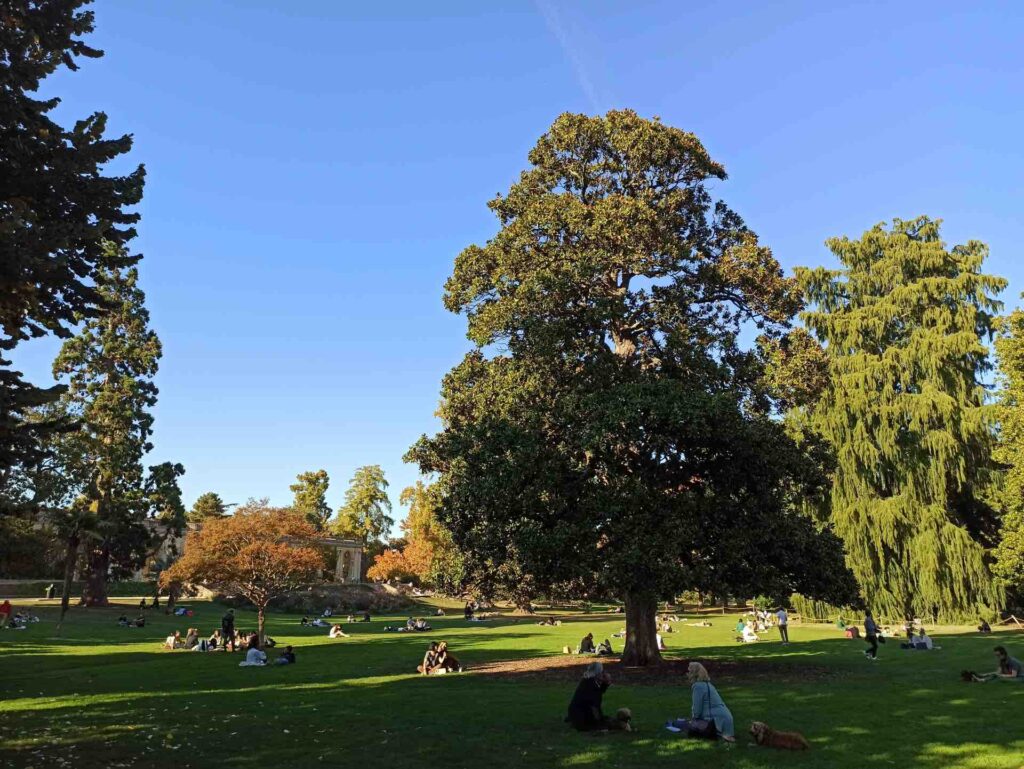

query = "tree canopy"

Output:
[[290, 469, 332, 531], [798, 217, 1005, 621], [333, 465, 392, 545], [188, 492, 229, 524], [161, 500, 324, 642], [0, 0, 144, 477], [993, 304, 1024, 609], [53, 258, 165, 605], [410, 110, 858, 664]]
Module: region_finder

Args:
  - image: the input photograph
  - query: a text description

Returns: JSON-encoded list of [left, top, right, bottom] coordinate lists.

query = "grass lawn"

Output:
[[1, 598, 1022, 768]]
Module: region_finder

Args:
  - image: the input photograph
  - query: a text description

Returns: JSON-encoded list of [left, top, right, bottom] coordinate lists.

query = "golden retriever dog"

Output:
[[610, 708, 633, 732], [750, 721, 810, 750]]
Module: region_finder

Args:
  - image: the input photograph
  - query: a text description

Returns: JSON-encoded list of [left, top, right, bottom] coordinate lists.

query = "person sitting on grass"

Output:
[[361, 611, 371, 622], [131, 615, 146, 628], [183, 627, 199, 649], [300, 616, 310, 626], [741, 623, 759, 643], [117, 615, 129, 627], [577, 633, 597, 654], [913, 629, 935, 650], [978, 618, 992, 634], [734, 619, 746, 640], [328, 623, 349, 639], [566, 661, 614, 731], [596, 638, 614, 656], [418, 642, 440, 674], [138, 598, 147, 611], [164, 630, 182, 650], [969, 646, 1024, 682], [679, 662, 735, 742], [434, 641, 463, 673], [657, 632, 667, 651], [207, 629, 221, 649], [240, 638, 267, 667], [464, 602, 475, 620], [275, 645, 296, 665]]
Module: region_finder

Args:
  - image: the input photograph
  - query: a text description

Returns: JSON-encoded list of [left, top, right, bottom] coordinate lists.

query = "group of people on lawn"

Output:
[[734, 607, 789, 643], [567, 660, 735, 740]]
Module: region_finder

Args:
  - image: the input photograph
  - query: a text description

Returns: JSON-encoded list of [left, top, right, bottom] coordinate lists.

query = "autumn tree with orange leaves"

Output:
[[161, 500, 324, 642]]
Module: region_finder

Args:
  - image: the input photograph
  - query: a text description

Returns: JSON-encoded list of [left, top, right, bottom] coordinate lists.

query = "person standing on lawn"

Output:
[[863, 610, 880, 660], [221, 609, 236, 652], [776, 607, 789, 644]]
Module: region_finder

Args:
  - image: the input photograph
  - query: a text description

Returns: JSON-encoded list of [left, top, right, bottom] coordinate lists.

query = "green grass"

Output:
[[1, 598, 1022, 768]]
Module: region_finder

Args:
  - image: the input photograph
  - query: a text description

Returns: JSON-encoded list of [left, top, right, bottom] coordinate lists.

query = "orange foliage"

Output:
[[402, 538, 434, 581], [161, 500, 325, 637], [366, 548, 413, 582]]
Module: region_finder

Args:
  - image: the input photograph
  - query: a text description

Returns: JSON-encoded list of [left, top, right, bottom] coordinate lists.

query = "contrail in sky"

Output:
[[534, 0, 603, 113]]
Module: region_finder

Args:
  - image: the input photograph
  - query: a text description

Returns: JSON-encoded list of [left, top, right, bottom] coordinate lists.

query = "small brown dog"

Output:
[[750, 721, 810, 750]]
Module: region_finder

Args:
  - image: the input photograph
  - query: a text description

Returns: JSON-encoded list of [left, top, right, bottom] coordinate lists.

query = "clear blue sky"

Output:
[[11, 0, 1024, 527]]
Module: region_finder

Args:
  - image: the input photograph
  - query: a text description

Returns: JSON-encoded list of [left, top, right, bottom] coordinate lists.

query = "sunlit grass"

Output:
[[1, 598, 1022, 768]]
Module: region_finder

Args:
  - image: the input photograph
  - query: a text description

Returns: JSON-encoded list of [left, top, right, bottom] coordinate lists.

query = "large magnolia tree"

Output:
[[161, 500, 324, 643], [410, 110, 857, 665]]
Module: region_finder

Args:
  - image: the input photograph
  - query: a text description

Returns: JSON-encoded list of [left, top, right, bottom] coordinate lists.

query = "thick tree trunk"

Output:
[[80, 547, 110, 607], [57, 532, 81, 631], [621, 591, 662, 666]]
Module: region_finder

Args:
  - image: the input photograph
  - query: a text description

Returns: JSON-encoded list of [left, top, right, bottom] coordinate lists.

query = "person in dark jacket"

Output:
[[221, 609, 236, 652], [566, 662, 612, 730], [863, 611, 880, 660]]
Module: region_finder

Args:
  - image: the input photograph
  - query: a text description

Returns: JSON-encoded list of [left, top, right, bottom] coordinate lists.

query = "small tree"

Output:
[[333, 465, 393, 545], [161, 500, 324, 643], [366, 548, 414, 582], [290, 469, 332, 531], [188, 492, 229, 523]]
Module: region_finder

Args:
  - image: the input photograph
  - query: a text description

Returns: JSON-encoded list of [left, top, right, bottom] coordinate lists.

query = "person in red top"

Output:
[[0, 600, 12, 628]]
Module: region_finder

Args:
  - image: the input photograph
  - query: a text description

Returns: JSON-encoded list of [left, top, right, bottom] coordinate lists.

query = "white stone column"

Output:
[[349, 548, 362, 583]]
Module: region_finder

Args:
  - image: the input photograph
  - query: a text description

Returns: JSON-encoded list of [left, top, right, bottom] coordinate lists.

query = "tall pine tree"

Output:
[[0, 1, 144, 480], [798, 216, 1005, 621], [53, 252, 163, 606], [993, 305, 1024, 609]]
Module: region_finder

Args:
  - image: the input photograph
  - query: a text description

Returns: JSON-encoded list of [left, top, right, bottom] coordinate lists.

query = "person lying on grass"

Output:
[[565, 661, 630, 732], [968, 646, 1024, 682], [328, 624, 349, 638]]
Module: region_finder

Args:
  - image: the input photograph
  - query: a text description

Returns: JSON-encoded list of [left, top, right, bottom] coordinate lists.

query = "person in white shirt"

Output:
[[914, 629, 934, 650], [656, 632, 667, 650], [741, 624, 759, 643], [776, 608, 789, 644]]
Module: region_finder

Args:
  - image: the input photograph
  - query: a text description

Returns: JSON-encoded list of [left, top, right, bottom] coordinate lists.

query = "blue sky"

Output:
[[11, 0, 1024, 527]]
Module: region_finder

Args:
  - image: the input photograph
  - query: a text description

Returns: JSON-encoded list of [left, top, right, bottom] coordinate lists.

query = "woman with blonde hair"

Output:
[[676, 662, 735, 741]]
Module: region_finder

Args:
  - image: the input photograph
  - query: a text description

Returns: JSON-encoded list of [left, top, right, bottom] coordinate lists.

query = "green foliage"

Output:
[[187, 491, 228, 523], [52, 258, 167, 605], [798, 216, 1005, 621], [993, 306, 1024, 608], [410, 110, 860, 663], [290, 469, 332, 531], [333, 465, 393, 545], [0, 1, 144, 476]]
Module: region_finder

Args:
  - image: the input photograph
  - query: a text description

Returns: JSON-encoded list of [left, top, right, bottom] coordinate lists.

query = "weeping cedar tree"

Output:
[[993, 305, 1024, 609], [408, 110, 859, 665], [0, 1, 144, 481], [53, 255, 166, 606], [798, 217, 1006, 622]]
